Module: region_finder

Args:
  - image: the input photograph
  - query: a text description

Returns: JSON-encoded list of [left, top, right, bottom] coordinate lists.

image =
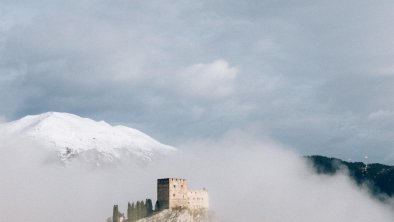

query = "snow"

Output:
[[0, 112, 176, 163]]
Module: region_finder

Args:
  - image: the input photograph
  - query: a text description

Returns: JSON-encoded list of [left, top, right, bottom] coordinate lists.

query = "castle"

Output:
[[112, 178, 209, 222], [157, 178, 209, 210]]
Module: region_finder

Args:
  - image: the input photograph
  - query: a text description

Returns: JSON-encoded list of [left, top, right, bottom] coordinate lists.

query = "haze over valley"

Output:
[[0, 113, 393, 221]]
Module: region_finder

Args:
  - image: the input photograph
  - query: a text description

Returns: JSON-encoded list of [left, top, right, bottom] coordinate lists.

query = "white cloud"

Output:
[[178, 60, 237, 99], [174, 131, 394, 222], [1, 131, 393, 222], [369, 110, 393, 119]]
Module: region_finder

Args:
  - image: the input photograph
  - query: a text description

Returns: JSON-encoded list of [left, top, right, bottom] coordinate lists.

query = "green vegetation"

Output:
[[306, 155, 394, 198], [113, 205, 120, 222], [114, 199, 157, 222]]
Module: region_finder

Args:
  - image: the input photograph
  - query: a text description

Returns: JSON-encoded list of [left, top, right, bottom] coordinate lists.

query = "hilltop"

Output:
[[306, 155, 394, 198]]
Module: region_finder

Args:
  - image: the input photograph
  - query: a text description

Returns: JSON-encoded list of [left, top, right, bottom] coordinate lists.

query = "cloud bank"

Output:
[[0, 132, 392, 222]]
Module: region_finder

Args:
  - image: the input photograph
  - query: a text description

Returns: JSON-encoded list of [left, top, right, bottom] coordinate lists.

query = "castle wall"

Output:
[[168, 178, 188, 209], [158, 178, 189, 209], [187, 189, 209, 209]]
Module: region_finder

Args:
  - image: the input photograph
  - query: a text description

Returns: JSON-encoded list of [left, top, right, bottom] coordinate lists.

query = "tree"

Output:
[[127, 202, 135, 222], [113, 205, 119, 222], [146, 199, 153, 216], [136, 201, 141, 220], [141, 200, 148, 218], [155, 200, 161, 212]]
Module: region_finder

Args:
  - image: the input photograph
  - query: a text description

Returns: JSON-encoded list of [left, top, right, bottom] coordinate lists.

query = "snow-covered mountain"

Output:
[[0, 112, 176, 164]]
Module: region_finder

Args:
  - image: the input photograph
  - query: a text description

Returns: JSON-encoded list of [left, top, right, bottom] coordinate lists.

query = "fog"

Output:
[[0, 131, 393, 222]]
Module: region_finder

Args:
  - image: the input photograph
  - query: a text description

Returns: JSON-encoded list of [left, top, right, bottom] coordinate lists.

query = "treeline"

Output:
[[306, 155, 394, 197], [113, 199, 162, 222]]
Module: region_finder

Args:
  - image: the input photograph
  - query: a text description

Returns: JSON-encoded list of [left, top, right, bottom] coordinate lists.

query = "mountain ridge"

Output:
[[0, 112, 176, 165], [306, 155, 394, 198]]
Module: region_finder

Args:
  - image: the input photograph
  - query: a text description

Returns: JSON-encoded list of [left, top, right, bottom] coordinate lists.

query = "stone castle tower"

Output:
[[157, 178, 209, 210]]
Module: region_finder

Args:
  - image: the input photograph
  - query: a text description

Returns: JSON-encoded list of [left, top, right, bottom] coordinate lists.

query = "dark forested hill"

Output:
[[306, 155, 394, 198]]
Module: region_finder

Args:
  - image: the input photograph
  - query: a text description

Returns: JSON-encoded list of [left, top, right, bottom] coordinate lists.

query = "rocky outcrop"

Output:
[[137, 209, 213, 222]]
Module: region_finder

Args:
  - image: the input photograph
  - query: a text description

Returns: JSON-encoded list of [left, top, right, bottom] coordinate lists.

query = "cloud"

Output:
[[178, 60, 237, 98], [179, 132, 394, 222], [369, 110, 393, 120], [1, 0, 394, 163], [0, 131, 393, 222]]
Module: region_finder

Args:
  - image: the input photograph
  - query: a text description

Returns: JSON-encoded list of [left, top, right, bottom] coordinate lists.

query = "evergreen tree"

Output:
[[155, 200, 161, 212], [136, 201, 141, 220], [127, 202, 133, 222], [141, 200, 147, 218], [113, 199, 158, 222], [113, 205, 119, 222], [131, 202, 136, 222], [146, 199, 153, 216]]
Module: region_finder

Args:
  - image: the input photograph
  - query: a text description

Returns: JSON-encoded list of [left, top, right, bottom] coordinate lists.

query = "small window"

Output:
[[181, 185, 183, 188], [173, 194, 175, 197], [174, 185, 176, 188]]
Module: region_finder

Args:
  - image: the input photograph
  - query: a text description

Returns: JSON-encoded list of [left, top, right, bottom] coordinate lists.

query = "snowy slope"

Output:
[[0, 112, 176, 164]]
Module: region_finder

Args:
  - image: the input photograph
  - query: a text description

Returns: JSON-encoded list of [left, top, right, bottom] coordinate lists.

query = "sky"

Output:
[[1, 0, 394, 163]]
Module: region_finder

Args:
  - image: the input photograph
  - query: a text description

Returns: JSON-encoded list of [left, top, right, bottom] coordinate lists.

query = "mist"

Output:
[[0, 131, 393, 222]]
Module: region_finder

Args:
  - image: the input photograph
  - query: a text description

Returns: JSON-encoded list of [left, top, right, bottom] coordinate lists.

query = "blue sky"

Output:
[[1, 0, 394, 163]]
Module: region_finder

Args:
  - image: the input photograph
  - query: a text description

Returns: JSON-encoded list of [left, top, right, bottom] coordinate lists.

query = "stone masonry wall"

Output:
[[157, 178, 208, 210], [187, 189, 209, 210]]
